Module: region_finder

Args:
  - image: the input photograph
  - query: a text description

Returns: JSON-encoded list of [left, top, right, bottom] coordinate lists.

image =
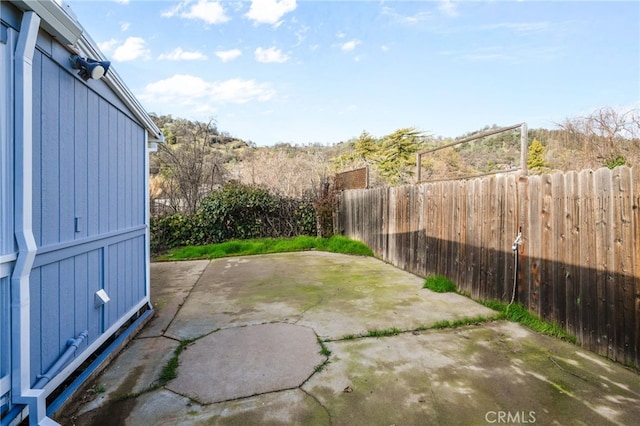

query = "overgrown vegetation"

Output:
[[151, 183, 317, 254], [481, 300, 576, 343], [157, 235, 374, 261], [423, 275, 457, 293]]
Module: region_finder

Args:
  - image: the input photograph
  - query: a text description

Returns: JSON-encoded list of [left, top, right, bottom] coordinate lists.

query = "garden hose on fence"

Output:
[[510, 228, 523, 307]]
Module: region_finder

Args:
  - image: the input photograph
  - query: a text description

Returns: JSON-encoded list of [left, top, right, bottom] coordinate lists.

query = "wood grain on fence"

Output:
[[336, 166, 640, 369]]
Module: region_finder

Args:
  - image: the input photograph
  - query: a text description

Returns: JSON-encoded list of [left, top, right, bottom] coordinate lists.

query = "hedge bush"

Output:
[[151, 183, 316, 254]]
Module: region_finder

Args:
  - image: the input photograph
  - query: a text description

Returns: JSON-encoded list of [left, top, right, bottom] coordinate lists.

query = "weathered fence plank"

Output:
[[336, 166, 639, 369]]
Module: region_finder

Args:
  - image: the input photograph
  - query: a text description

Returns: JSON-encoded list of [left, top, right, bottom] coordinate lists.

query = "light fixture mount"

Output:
[[69, 54, 110, 81]]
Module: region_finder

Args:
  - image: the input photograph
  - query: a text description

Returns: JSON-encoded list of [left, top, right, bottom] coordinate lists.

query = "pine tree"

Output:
[[527, 138, 547, 171]]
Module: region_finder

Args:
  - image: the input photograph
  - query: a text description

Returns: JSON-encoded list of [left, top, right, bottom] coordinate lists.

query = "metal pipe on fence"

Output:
[[416, 122, 527, 182], [520, 122, 528, 176]]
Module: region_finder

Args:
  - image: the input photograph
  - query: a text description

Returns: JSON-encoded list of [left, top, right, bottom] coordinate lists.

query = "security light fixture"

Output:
[[69, 54, 110, 81]]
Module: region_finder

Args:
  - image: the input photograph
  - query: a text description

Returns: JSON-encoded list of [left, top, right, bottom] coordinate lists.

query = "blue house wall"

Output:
[[29, 34, 148, 385], [1, 2, 161, 424]]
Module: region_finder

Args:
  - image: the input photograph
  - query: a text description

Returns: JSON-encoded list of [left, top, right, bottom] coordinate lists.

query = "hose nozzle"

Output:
[[512, 230, 522, 251]]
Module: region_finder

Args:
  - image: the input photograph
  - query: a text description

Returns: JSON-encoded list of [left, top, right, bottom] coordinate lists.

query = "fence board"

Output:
[[580, 170, 597, 351], [456, 181, 467, 288], [505, 175, 517, 303], [539, 174, 553, 320], [613, 167, 634, 364], [552, 172, 566, 328], [594, 168, 612, 357], [564, 171, 580, 339]]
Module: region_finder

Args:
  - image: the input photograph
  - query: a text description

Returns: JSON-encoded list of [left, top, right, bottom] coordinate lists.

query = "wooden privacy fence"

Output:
[[336, 166, 640, 369]]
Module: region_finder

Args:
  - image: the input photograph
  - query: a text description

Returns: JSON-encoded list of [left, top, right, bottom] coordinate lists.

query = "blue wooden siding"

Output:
[[25, 40, 148, 385]]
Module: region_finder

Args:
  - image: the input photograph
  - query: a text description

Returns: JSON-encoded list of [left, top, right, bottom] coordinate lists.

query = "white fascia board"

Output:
[[11, 0, 82, 45]]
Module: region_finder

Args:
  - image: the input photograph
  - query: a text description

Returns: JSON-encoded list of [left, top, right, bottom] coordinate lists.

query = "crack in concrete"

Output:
[[295, 294, 325, 324], [300, 387, 333, 425]]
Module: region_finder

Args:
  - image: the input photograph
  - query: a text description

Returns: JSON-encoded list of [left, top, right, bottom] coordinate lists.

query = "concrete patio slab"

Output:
[[56, 254, 640, 426], [303, 321, 640, 426], [167, 322, 325, 404], [75, 336, 179, 416], [139, 260, 210, 339], [165, 252, 495, 341]]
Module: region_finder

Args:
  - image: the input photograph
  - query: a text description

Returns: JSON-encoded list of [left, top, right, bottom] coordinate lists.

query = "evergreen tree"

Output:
[[527, 138, 547, 171], [378, 128, 425, 185]]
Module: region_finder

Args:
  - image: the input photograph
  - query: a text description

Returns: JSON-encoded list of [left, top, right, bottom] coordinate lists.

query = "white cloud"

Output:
[[481, 22, 549, 32], [141, 74, 276, 106], [245, 0, 297, 25], [381, 44, 390, 52], [255, 46, 289, 63], [120, 22, 130, 31], [294, 25, 309, 47], [112, 37, 151, 61], [336, 31, 346, 39], [113, 0, 130, 4], [382, 7, 432, 25], [215, 48, 242, 62], [340, 39, 361, 52], [162, 0, 229, 25], [98, 38, 118, 55], [158, 47, 207, 60], [439, 0, 458, 18]]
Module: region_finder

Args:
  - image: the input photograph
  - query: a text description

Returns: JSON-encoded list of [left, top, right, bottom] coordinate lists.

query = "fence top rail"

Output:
[[417, 123, 525, 156]]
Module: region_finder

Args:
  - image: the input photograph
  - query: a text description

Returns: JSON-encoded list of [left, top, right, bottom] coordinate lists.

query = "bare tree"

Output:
[[558, 107, 640, 161], [230, 144, 332, 198], [154, 120, 227, 214]]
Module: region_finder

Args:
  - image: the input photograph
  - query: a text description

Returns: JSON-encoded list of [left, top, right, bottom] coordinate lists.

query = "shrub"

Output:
[[604, 155, 627, 169], [150, 183, 317, 254]]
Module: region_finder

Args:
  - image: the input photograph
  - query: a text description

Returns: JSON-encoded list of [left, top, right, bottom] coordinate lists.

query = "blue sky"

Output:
[[66, 0, 640, 145]]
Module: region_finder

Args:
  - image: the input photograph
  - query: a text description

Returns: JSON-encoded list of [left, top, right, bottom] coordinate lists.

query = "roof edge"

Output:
[[11, 0, 82, 45], [11, 0, 164, 143]]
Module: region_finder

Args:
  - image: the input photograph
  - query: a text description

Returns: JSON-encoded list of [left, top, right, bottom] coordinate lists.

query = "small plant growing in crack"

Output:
[[159, 338, 197, 386], [366, 327, 402, 338], [88, 385, 106, 395], [314, 359, 330, 373], [317, 338, 331, 357]]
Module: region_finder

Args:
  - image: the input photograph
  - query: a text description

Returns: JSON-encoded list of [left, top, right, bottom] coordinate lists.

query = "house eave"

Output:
[[11, 0, 82, 46], [10, 0, 165, 144]]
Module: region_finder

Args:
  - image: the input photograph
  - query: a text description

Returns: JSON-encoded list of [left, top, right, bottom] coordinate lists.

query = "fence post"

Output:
[[520, 122, 528, 176]]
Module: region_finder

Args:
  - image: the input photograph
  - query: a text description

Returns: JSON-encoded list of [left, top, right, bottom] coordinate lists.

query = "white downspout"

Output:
[[146, 133, 162, 304], [144, 134, 152, 306], [11, 10, 57, 426]]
